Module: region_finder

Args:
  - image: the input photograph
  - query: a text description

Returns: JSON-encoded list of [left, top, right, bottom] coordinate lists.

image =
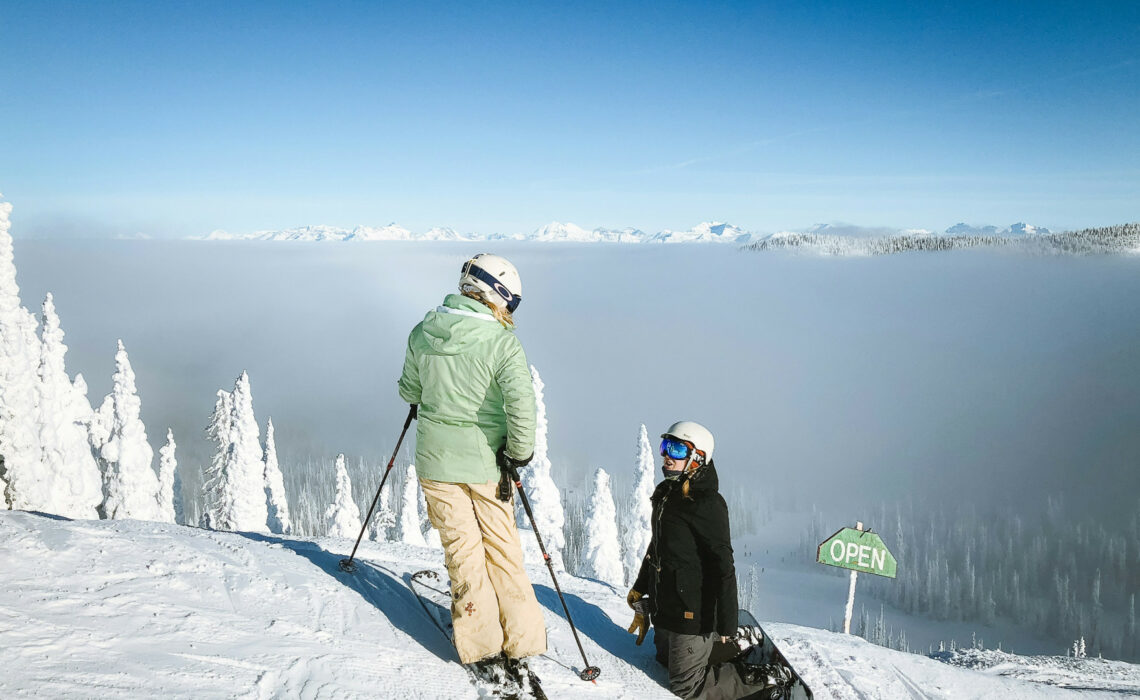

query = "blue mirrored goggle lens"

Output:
[[660, 438, 692, 460]]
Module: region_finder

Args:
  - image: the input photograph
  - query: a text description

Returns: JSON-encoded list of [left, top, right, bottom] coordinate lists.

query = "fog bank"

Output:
[[15, 240, 1140, 525]]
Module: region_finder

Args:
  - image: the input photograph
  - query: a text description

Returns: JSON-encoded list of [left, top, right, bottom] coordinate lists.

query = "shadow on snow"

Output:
[[533, 582, 669, 685], [233, 532, 458, 665]]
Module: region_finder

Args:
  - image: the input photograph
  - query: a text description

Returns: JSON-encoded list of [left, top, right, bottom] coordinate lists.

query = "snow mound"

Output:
[[935, 648, 1140, 694]]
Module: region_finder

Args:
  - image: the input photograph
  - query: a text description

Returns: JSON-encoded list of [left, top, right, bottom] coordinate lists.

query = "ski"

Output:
[[408, 570, 547, 700], [733, 609, 814, 700]]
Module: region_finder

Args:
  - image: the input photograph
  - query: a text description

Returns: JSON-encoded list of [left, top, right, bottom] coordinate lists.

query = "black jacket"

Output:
[[632, 461, 738, 637]]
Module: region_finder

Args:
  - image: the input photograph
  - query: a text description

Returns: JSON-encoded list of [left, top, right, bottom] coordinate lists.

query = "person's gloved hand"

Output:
[[497, 449, 533, 473], [627, 589, 645, 610], [496, 469, 513, 503], [627, 612, 649, 645], [409, 404, 418, 419]]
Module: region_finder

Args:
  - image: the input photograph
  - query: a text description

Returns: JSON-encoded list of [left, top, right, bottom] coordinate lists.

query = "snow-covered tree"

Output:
[[578, 467, 624, 588], [263, 418, 291, 535], [172, 444, 185, 524], [0, 199, 45, 511], [514, 365, 565, 568], [398, 466, 427, 547], [1129, 594, 1136, 659], [419, 482, 442, 548], [368, 476, 396, 542], [37, 293, 101, 518], [1072, 637, 1087, 659], [155, 429, 177, 523], [623, 423, 655, 587], [200, 389, 233, 529], [325, 454, 362, 538], [97, 340, 161, 520], [88, 393, 113, 456], [200, 372, 268, 532]]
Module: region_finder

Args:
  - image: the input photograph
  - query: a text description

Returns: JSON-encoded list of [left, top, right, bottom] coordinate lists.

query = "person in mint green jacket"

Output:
[[397, 253, 547, 679]]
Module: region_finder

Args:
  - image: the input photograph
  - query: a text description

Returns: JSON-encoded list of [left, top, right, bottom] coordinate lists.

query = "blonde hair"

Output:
[[680, 459, 704, 500], [461, 289, 515, 328]]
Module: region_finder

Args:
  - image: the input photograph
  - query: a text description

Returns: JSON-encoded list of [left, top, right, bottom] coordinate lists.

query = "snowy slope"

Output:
[[3, 510, 1137, 699]]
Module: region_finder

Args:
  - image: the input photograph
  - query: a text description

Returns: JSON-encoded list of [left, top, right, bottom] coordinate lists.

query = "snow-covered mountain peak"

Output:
[[1008, 222, 1051, 236], [944, 222, 1052, 236], [532, 221, 596, 241], [650, 221, 751, 244], [344, 223, 413, 241]]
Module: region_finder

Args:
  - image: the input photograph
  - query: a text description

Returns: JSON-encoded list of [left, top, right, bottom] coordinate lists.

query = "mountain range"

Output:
[[201, 221, 1051, 244]]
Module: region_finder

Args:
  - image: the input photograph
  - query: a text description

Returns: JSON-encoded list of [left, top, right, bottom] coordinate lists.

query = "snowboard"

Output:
[[408, 569, 547, 700], [734, 609, 814, 700]]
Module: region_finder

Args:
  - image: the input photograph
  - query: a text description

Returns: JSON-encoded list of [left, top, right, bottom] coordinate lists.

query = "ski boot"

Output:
[[503, 656, 547, 700], [465, 652, 524, 698]]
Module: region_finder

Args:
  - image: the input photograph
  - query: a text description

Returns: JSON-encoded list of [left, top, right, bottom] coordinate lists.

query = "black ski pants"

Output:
[[653, 627, 770, 700]]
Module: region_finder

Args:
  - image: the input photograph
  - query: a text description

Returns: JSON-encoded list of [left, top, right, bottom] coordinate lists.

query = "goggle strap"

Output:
[[461, 262, 520, 313]]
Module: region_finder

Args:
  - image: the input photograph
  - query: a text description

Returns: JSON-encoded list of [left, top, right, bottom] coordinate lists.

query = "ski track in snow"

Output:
[[3, 511, 1138, 699]]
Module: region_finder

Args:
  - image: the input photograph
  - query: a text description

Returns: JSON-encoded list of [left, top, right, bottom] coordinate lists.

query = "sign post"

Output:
[[817, 521, 897, 634]]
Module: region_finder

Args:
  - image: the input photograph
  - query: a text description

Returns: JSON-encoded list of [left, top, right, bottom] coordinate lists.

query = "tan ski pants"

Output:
[[419, 478, 547, 664]]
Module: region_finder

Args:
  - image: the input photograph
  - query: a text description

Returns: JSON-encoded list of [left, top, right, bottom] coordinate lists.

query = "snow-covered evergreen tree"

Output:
[[398, 467, 427, 547], [171, 437, 184, 524], [579, 467, 624, 588], [1129, 594, 1136, 659], [514, 365, 565, 568], [419, 482, 442, 548], [325, 454, 362, 538], [200, 373, 268, 532], [37, 293, 101, 518], [0, 199, 45, 511], [97, 340, 161, 520], [88, 393, 113, 456], [263, 418, 291, 535], [200, 389, 233, 529], [155, 429, 177, 523], [623, 423, 655, 587], [368, 477, 396, 542], [1073, 637, 1087, 659]]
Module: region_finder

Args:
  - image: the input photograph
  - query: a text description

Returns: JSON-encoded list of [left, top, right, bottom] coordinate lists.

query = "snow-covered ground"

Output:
[[4, 510, 1138, 699]]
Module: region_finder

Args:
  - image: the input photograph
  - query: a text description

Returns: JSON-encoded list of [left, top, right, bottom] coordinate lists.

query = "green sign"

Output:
[[817, 527, 897, 578]]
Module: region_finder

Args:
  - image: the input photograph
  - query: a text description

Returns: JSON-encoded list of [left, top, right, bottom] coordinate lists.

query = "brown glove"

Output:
[[626, 589, 644, 610], [627, 612, 649, 645]]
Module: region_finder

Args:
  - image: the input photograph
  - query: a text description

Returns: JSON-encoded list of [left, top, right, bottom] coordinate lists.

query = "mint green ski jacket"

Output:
[[397, 294, 537, 484]]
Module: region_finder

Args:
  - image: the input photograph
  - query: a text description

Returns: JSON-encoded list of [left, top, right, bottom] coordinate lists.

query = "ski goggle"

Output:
[[660, 437, 695, 461], [461, 260, 521, 313]]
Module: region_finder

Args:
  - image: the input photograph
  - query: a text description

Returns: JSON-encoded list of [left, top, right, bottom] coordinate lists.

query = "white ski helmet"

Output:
[[458, 253, 522, 312], [661, 421, 715, 464]]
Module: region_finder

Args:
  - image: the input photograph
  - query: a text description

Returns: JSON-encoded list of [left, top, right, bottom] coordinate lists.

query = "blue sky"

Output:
[[1, 1, 1137, 237]]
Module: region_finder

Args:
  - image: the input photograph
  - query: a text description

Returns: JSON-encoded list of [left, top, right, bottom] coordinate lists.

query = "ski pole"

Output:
[[339, 404, 416, 574], [508, 464, 602, 682]]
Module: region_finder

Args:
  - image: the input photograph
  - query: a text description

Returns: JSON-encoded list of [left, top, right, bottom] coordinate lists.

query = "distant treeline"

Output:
[[746, 223, 1140, 256], [798, 496, 1140, 661]]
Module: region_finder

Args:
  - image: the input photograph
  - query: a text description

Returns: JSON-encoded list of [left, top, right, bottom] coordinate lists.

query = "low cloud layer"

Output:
[[14, 240, 1140, 526]]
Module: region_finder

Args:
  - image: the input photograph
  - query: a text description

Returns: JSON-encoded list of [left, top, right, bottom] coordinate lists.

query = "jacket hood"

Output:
[[419, 293, 504, 355], [652, 459, 720, 501]]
